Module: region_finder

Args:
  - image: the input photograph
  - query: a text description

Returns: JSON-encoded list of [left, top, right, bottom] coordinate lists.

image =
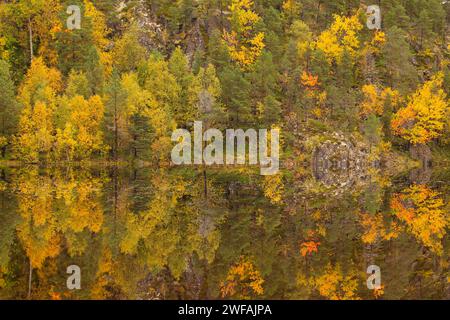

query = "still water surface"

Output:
[[0, 164, 448, 299]]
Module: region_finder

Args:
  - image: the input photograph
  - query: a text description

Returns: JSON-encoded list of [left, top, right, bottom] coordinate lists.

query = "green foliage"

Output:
[[220, 66, 252, 126], [0, 0, 448, 162], [0, 0, 450, 301], [381, 27, 418, 93], [0, 60, 19, 157]]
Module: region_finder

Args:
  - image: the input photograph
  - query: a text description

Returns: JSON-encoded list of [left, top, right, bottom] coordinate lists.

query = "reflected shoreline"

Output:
[[0, 164, 448, 300]]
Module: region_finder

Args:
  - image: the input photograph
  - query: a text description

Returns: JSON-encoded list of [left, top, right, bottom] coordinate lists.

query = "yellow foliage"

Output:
[[71, 95, 106, 157], [361, 85, 382, 116], [14, 168, 106, 267], [360, 85, 400, 118], [373, 284, 385, 299], [289, 20, 313, 63], [367, 31, 386, 54], [84, 0, 112, 77], [359, 212, 400, 244], [34, 0, 63, 66], [315, 13, 363, 64], [223, 0, 265, 69], [15, 101, 55, 162], [0, 36, 9, 60], [0, 136, 6, 149], [371, 31, 386, 47], [90, 246, 115, 299], [14, 58, 63, 162], [54, 124, 77, 161], [220, 256, 264, 299], [15, 170, 61, 269], [392, 73, 449, 144], [60, 179, 104, 235], [54, 95, 107, 160], [282, 0, 301, 18], [18, 57, 61, 107], [0, 268, 6, 289], [118, 171, 204, 280], [314, 264, 360, 300], [262, 173, 284, 204], [83, 0, 109, 50], [391, 185, 448, 255]]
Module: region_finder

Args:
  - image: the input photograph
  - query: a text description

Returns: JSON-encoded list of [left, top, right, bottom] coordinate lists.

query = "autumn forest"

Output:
[[0, 0, 449, 300]]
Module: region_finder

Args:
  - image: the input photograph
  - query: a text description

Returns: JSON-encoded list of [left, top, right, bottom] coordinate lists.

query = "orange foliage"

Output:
[[373, 284, 385, 299], [220, 256, 264, 299], [391, 185, 448, 255], [391, 73, 448, 144], [300, 241, 320, 257], [301, 71, 320, 88], [359, 212, 400, 244], [49, 290, 62, 300]]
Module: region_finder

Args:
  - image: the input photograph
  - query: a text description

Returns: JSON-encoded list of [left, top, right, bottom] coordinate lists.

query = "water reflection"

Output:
[[0, 165, 448, 300]]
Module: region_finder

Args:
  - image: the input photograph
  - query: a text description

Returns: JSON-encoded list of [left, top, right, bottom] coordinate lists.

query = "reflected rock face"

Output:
[[409, 144, 432, 184], [312, 134, 370, 188]]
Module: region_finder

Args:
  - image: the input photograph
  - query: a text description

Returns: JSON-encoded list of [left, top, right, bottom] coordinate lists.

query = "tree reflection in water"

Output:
[[0, 165, 448, 300]]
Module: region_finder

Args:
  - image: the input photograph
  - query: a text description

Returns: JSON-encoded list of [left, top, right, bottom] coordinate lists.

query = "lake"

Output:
[[0, 163, 448, 300]]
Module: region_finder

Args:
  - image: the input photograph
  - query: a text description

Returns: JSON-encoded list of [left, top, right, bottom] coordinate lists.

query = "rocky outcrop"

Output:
[[118, 0, 166, 53], [312, 133, 371, 188], [409, 144, 432, 184]]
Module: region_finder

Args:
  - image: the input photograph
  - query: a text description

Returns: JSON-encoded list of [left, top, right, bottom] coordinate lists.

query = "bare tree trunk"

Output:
[[113, 167, 118, 237], [315, 1, 322, 26], [409, 143, 432, 184], [203, 166, 207, 199], [28, 18, 33, 62], [27, 260, 32, 299], [114, 91, 118, 161], [219, 0, 224, 29]]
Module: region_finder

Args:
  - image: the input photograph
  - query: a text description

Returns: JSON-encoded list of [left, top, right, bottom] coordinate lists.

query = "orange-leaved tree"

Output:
[[220, 256, 264, 299], [391, 184, 448, 255], [391, 73, 449, 145]]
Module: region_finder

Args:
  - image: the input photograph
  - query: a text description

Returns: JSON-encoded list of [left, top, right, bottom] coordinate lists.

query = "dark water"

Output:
[[0, 164, 448, 300]]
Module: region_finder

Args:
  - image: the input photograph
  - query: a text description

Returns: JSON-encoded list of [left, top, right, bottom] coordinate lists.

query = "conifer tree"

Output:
[[0, 60, 19, 157]]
